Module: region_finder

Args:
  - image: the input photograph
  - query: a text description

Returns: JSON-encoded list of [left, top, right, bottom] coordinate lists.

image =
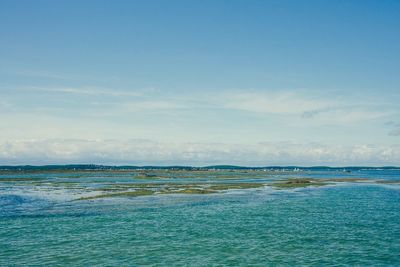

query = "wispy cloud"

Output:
[[120, 100, 184, 112], [218, 90, 393, 124], [0, 100, 13, 110], [221, 91, 331, 114], [389, 128, 400, 136], [6, 69, 118, 82], [29, 86, 146, 97], [10, 70, 76, 80], [387, 122, 400, 136], [1, 87, 398, 147]]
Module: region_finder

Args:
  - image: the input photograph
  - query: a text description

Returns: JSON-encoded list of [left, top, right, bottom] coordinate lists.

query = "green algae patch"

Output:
[[270, 177, 376, 189], [94, 187, 130, 192], [159, 183, 264, 193], [76, 189, 155, 200], [208, 183, 265, 190], [160, 188, 217, 194], [74, 182, 269, 199], [272, 178, 328, 189], [102, 183, 161, 189], [135, 173, 164, 179], [97, 183, 198, 191]]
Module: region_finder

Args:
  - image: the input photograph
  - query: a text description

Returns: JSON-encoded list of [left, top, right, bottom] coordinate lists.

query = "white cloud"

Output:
[[1, 139, 399, 166], [1, 87, 398, 147]]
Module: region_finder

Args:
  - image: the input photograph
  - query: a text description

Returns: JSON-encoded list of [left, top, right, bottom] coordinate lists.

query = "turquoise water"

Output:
[[1, 170, 399, 266]]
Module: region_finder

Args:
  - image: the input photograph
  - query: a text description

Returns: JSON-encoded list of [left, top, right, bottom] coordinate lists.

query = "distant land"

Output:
[[0, 164, 399, 171]]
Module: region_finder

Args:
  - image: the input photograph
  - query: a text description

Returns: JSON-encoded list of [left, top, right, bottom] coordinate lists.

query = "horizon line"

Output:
[[0, 164, 399, 169]]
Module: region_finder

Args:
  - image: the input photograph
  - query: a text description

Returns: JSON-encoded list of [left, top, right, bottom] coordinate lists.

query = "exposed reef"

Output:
[[76, 189, 155, 200], [2, 169, 398, 201], [75, 182, 267, 200], [271, 178, 328, 189]]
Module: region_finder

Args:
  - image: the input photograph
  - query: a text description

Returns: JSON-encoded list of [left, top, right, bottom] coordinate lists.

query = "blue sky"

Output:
[[0, 0, 399, 165]]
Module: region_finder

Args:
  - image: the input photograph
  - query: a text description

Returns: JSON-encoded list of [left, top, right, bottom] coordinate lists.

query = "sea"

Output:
[[0, 167, 399, 266]]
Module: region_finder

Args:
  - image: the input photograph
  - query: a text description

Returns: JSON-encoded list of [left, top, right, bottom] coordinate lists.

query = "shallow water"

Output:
[[1, 169, 399, 266]]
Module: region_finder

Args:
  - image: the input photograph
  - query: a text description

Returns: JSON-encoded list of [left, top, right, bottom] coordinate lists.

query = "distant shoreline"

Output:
[[0, 164, 399, 171]]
